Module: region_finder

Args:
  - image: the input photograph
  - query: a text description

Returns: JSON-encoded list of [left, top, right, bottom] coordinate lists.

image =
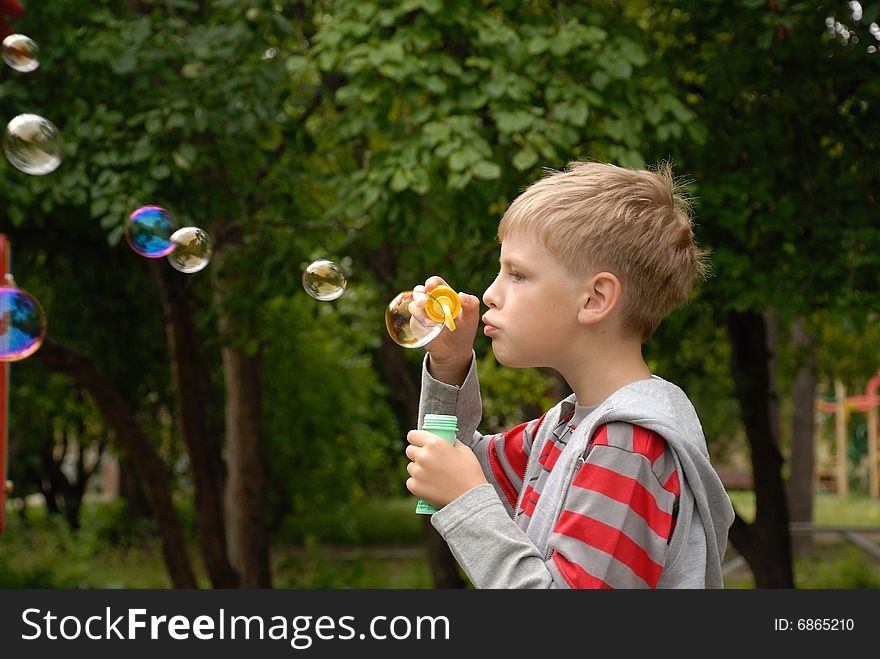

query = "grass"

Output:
[[727, 489, 880, 526], [724, 490, 880, 588], [0, 496, 435, 589], [2, 491, 879, 588]]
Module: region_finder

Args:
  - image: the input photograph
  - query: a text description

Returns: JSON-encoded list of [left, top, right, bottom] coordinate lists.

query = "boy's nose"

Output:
[[482, 277, 500, 308]]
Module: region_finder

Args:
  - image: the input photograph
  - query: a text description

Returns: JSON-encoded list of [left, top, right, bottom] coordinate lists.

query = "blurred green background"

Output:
[[1, 0, 879, 588]]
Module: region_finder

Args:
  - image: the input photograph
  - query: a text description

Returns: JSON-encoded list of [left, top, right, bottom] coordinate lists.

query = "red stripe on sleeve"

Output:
[[555, 510, 664, 586], [572, 463, 674, 539], [552, 551, 613, 589], [631, 425, 667, 463], [501, 422, 529, 480], [488, 437, 519, 508]]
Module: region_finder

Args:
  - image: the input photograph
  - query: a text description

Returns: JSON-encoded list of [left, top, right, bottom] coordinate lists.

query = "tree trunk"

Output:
[[726, 310, 794, 587], [788, 318, 816, 556], [222, 347, 272, 588], [36, 337, 198, 588], [150, 261, 239, 588], [118, 454, 152, 519]]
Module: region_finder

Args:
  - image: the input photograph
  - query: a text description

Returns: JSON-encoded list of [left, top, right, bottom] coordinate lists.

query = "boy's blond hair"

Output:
[[497, 160, 707, 341]]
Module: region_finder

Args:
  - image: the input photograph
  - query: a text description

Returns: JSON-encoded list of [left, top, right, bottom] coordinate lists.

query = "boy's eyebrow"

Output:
[[499, 256, 527, 269]]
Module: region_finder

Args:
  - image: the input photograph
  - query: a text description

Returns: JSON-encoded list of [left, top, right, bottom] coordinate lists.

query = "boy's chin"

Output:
[[491, 348, 535, 370]]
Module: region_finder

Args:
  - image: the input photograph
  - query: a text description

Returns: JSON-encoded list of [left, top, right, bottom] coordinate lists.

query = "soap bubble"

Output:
[[302, 259, 347, 301], [167, 226, 212, 274], [1, 34, 39, 72], [0, 280, 47, 362], [385, 289, 456, 349], [126, 206, 178, 258], [3, 113, 63, 175]]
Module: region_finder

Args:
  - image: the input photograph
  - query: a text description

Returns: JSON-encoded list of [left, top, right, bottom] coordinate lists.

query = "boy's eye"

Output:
[[510, 271, 525, 282]]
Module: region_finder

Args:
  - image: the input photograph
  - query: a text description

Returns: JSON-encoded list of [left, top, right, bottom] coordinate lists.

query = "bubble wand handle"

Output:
[[415, 414, 459, 515]]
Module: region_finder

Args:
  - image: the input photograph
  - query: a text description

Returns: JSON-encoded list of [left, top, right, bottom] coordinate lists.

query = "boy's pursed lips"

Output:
[[482, 314, 498, 335]]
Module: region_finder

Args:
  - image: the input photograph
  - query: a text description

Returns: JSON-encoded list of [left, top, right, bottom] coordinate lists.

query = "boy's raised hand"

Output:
[[418, 276, 480, 386]]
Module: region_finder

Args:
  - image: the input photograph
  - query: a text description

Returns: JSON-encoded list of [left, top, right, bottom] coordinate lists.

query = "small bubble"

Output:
[[3, 113, 62, 175], [1, 34, 39, 73], [126, 206, 178, 258], [302, 259, 347, 301], [167, 226, 212, 274]]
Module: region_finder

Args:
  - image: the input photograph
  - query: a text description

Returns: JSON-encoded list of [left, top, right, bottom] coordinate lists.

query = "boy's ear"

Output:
[[577, 272, 621, 326]]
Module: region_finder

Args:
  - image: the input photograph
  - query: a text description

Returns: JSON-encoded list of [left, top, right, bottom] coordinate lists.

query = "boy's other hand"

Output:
[[405, 429, 487, 508], [420, 275, 480, 386]]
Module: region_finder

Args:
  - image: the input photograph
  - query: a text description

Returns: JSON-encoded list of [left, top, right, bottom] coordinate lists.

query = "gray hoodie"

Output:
[[420, 355, 735, 588]]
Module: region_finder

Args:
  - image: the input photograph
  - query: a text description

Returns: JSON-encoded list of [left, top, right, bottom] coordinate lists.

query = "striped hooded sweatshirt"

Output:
[[419, 354, 735, 589]]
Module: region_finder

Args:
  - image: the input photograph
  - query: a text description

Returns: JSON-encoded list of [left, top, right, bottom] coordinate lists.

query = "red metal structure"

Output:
[[0, 234, 9, 532]]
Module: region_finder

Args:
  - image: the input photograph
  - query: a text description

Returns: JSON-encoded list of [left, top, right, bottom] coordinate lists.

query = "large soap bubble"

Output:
[[385, 285, 461, 349]]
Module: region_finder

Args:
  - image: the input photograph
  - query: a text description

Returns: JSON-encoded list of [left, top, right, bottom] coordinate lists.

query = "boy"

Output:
[[404, 160, 735, 588]]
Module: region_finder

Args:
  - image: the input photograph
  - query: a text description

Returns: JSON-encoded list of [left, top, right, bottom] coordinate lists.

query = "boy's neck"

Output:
[[559, 335, 652, 408]]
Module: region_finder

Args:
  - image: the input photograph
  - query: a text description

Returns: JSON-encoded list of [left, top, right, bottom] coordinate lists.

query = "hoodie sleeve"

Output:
[[418, 353, 546, 516]]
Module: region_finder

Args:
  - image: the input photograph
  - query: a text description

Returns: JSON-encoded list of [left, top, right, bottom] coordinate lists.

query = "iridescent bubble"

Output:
[[125, 206, 178, 258], [302, 259, 347, 301], [1, 34, 39, 73], [385, 285, 461, 349], [3, 114, 63, 176], [167, 226, 212, 274], [0, 279, 47, 362]]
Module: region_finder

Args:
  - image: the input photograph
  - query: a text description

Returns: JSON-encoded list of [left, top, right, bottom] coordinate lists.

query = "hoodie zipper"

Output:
[[545, 412, 615, 558], [513, 409, 568, 523], [513, 435, 539, 523]]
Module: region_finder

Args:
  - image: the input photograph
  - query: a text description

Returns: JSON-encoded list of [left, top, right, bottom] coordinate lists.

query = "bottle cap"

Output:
[[423, 285, 461, 331], [422, 413, 458, 430]]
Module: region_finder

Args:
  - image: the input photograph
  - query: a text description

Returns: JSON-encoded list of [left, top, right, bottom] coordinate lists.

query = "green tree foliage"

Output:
[[648, 0, 880, 586], [651, 0, 880, 317], [299, 0, 702, 294]]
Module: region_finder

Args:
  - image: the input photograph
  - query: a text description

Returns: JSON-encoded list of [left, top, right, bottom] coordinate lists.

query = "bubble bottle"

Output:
[[385, 284, 461, 349], [414, 414, 459, 515]]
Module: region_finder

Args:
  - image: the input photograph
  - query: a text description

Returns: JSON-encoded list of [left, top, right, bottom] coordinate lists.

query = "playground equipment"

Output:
[[814, 373, 880, 498]]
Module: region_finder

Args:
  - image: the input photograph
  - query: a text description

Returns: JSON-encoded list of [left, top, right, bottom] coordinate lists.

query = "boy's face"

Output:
[[481, 231, 585, 370]]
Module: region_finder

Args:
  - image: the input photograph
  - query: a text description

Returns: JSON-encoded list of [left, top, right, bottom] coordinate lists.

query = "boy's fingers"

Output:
[[424, 276, 447, 290], [460, 293, 480, 310], [406, 430, 427, 446]]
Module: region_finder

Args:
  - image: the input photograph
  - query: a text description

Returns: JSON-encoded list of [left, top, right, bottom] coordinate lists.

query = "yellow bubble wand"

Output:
[[423, 285, 461, 332]]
